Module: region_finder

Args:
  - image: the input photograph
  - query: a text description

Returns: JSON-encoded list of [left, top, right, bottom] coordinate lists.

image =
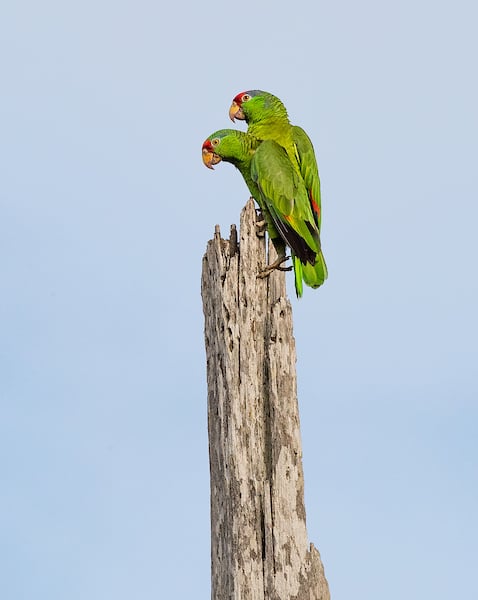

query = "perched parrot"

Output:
[[202, 129, 322, 297], [229, 90, 327, 289]]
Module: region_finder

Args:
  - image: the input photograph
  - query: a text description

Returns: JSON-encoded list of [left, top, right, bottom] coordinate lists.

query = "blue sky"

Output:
[[1, 0, 477, 598]]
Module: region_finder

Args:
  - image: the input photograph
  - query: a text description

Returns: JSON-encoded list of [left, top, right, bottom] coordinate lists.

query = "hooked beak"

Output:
[[202, 147, 222, 170], [229, 101, 245, 122]]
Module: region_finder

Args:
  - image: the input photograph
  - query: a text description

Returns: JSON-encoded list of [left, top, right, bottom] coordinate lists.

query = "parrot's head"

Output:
[[229, 90, 287, 124], [202, 136, 223, 170], [202, 129, 246, 169]]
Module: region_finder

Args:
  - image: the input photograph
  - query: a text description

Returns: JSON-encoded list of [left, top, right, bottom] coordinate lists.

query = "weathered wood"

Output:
[[201, 199, 330, 600]]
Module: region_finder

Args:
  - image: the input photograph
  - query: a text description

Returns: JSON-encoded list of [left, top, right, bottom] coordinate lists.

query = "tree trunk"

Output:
[[201, 199, 330, 600]]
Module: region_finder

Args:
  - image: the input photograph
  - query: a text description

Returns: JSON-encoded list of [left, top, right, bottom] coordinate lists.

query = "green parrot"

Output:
[[202, 129, 321, 297], [229, 90, 327, 289]]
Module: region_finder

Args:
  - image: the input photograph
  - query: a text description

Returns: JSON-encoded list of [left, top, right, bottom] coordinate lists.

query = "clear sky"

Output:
[[1, 0, 477, 598]]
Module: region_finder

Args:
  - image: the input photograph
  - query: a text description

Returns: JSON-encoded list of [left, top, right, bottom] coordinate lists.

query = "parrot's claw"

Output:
[[255, 208, 267, 237], [257, 255, 292, 278], [255, 220, 267, 236]]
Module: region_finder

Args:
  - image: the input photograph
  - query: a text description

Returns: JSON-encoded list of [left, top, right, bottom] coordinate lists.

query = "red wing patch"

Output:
[[309, 191, 320, 218]]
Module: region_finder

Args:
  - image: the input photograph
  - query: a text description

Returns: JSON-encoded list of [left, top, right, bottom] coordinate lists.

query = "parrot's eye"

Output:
[[212, 138, 220, 147], [242, 94, 251, 102]]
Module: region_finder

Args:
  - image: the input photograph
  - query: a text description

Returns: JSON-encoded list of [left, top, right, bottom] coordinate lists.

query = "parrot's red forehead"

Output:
[[202, 139, 213, 150], [233, 91, 248, 105]]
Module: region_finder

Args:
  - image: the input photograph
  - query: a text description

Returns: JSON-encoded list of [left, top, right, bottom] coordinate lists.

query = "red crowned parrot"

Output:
[[229, 90, 327, 288], [202, 130, 286, 266], [202, 129, 323, 297]]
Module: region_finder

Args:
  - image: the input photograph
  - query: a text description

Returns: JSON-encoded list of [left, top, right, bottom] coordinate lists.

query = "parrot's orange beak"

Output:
[[202, 147, 222, 170], [229, 101, 245, 122]]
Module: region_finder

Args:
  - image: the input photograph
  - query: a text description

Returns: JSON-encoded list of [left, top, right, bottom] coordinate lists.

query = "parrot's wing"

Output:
[[292, 125, 322, 230], [251, 140, 320, 265]]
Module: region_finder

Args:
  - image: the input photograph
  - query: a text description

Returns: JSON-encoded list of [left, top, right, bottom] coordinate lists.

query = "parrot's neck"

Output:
[[248, 117, 292, 147], [227, 132, 259, 170]]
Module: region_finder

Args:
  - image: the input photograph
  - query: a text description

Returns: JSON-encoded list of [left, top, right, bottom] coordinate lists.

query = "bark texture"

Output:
[[201, 199, 330, 600]]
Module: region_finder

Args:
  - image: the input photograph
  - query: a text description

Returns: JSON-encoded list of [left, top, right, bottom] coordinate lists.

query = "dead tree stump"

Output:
[[201, 199, 330, 600]]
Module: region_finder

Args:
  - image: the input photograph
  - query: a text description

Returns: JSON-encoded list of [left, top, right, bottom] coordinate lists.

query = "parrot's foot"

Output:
[[257, 255, 292, 278], [255, 209, 267, 237], [255, 220, 267, 236]]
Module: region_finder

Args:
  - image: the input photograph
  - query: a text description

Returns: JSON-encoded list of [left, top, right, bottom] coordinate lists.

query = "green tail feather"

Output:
[[292, 251, 328, 298], [302, 251, 328, 289], [292, 255, 304, 298]]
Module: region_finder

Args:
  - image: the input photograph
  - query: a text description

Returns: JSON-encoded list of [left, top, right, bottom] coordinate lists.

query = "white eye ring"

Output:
[[242, 94, 251, 102], [212, 138, 220, 146]]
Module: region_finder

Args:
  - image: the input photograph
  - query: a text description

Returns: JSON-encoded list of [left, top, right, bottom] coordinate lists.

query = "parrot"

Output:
[[202, 129, 322, 297], [229, 90, 327, 289]]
